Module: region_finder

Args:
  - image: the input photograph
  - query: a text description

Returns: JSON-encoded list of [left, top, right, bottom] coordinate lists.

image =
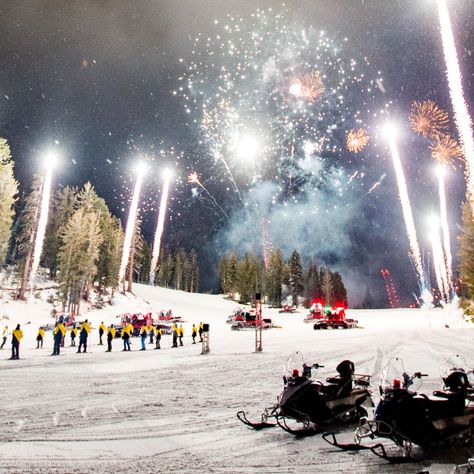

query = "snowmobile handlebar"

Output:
[[414, 372, 428, 378]]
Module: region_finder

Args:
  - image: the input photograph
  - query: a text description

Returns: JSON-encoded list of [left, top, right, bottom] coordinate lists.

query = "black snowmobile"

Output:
[[324, 355, 474, 462], [237, 351, 373, 435]]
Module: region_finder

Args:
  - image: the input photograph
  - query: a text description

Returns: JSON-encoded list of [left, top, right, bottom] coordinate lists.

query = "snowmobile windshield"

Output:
[[440, 354, 473, 386], [380, 357, 422, 393], [282, 351, 319, 384]]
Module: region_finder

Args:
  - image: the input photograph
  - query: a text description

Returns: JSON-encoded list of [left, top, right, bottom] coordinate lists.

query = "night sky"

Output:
[[1, 0, 473, 304]]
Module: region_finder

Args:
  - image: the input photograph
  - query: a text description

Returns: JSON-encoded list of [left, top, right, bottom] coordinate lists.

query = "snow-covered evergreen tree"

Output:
[[0, 138, 18, 266]]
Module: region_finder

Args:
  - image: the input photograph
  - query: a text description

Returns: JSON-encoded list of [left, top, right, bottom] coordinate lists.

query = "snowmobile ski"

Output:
[[369, 443, 417, 464], [236, 411, 276, 430], [322, 432, 374, 451], [277, 416, 320, 437]]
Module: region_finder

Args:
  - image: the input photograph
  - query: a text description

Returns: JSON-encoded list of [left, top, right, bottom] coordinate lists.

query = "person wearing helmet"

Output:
[[154, 326, 162, 350], [52, 322, 66, 356], [10, 324, 22, 360], [106, 325, 116, 352], [77, 320, 91, 353], [98, 322, 106, 345]]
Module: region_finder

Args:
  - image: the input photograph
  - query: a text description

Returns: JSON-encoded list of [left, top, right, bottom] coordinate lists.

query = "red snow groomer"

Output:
[[157, 309, 182, 323], [226, 307, 247, 324], [313, 304, 358, 330], [303, 301, 325, 323], [278, 304, 297, 314], [121, 312, 153, 336], [230, 310, 273, 330]]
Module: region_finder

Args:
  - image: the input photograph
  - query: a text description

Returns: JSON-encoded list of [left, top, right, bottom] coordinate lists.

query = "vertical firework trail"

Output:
[[262, 217, 271, 269], [386, 127, 427, 293], [119, 166, 145, 290], [149, 170, 172, 285], [438, 0, 474, 203], [28, 161, 54, 292], [430, 222, 449, 302], [437, 166, 453, 299]]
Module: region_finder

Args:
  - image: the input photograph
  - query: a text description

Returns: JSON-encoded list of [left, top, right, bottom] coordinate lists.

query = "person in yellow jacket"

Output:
[[106, 325, 116, 352], [77, 320, 91, 354], [52, 322, 66, 356], [98, 322, 106, 345], [1, 325, 8, 349], [140, 324, 147, 350], [149, 324, 155, 345], [172, 323, 178, 348], [191, 324, 197, 344], [70, 324, 78, 347], [36, 327, 45, 349], [198, 322, 204, 342], [10, 324, 23, 360], [178, 325, 184, 346], [122, 323, 131, 351], [154, 326, 162, 350]]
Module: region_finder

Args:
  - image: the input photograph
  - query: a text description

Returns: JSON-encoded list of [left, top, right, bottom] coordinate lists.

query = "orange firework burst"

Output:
[[290, 71, 325, 103], [409, 100, 449, 138], [430, 134, 464, 165], [187, 172, 201, 186], [346, 128, 370, 153]]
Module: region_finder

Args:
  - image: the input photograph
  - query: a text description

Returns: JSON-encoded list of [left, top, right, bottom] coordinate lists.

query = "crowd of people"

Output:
[[0, 320, 206, 360]]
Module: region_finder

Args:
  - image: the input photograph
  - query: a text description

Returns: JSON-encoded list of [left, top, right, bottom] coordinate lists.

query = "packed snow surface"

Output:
[[0, 284, 472, 473]]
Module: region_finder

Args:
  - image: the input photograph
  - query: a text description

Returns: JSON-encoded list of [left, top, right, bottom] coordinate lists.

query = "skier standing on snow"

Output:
[[70, 324, 78, 347], [178, 325, 184, 346], [191, 324, 197, 344], [36, 327, 45, 349], [199, 322, 204, 342], [172, 324, 178, 348], [149, 323, 155, 345], [140, 324, 147, 350], [52, 322, 66, 356], [154, 326, 162, 350], [77, 320, 90, 353], [10, 324, 22, 360], [122, 323, 131, 351], [1, 325, 8, 349], [106, 325, 115, 352], [98, 322, 106, 345]]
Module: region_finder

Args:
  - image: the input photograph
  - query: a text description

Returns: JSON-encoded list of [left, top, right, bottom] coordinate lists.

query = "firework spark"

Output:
[[188, 172, 229, 219], [28, 154, 56, 292], [430, 133, 463, 165], [118, 163, 145, 290], [149, 169, 173, 285], [436, 166, 453, 300], [438, 0, 474, 204], [429, 216, 449, 302], [409, 100, 449, 139], [346, 128, 370, 153], [289, 71, 325, 103], [385, 124, 427, 293]]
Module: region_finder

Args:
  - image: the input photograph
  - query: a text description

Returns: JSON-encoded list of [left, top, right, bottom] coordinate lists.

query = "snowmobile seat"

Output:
[[430, 391, 466, 417], [325, 376, 353, 397]]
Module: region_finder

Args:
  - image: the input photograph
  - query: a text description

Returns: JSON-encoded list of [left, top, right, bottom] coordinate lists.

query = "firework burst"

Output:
[[177, 8, 389, 209], [430, 133, 463, 165], [346, 128, 369, 153], [289, 71, 325, 103], [409, 100, 449, 139], [188, 171, 229, 220]]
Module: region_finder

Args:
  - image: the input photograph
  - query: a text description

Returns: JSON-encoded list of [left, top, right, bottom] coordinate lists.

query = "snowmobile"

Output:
[[237, 351, 373, 435], [323, 355, 474, 462]]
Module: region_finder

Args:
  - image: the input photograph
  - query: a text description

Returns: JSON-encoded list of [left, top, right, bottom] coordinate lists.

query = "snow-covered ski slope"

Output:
[[0, 284, 472, 473]]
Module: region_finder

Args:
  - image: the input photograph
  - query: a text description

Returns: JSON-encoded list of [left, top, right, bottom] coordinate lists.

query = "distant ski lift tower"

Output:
[[380, 268, 400, 308]]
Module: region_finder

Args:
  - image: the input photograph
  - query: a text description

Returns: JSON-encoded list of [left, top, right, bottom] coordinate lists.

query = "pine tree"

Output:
[[289, 250, 303, 306], [0, 138, 18, 266], [157, 246, 174, 287], [303, 258, 320, 307], [219, 255, 229, 294], [322, 267, 334, 305], [226, 252, 238, 296], [458, 201, 474, 299], [174, 248, 187, 290], [332, 271, 347, 306], [265, 249, 283, 307], [16, 175, 43, 300], [236, 252, 260, 304], [42, 186, 78, 278], [57, 207, 102, 314], [188, 249, 199, 292]]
